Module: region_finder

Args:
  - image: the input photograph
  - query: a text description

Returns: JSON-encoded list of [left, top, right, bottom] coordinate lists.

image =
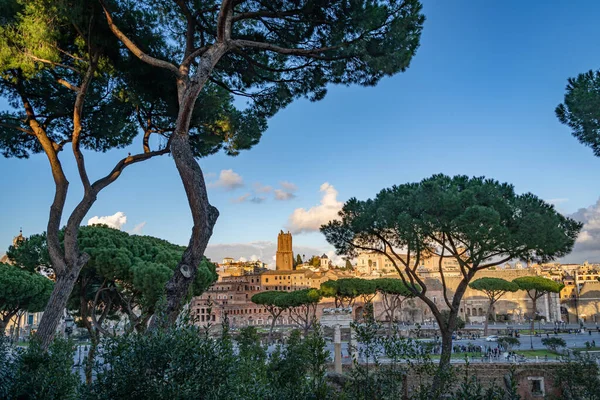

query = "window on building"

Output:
[[266, 278, 269, 283], [528, 377, 544, 397]]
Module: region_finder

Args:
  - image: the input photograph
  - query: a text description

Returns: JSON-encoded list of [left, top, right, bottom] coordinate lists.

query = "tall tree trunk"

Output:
[[14, 312, 23, 345], [0, 318, 7, 335], [484, 301, 493, 336], [156, 46, 227, 327], [35, 270, 81, 349], [162, 133, 218, 325], [268, 313, 278, 344], [85, 334, 98, 385], [429, 278, 468, 397], [531, 298, 537, 334], [431, 329, 453, 396]]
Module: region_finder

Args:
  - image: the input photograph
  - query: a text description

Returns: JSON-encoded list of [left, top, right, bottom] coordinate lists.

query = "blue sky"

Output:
[[1, 1, 600, 264]]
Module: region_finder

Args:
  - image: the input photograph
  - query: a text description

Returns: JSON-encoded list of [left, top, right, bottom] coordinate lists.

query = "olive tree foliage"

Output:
[[513, 276, 564, 334], [321, 174, 582, 393], [554, 353, 600, 400], [541, 337, 566, 353], [9, 225, 217, 383], [97, 0, 425, 328], [0, 0, 298, 348], [556, 69, 600, 157], [251, 290, 291, 343], [0, 263, 53, 333], [319, 278, 376, 308], [497, 336, 520, 352], [0, 0, 168, 348], [372, 278, 415, 333], [8, 226, 217, 335], [286, 288, 321, 335], [468, 277, 519, 335]]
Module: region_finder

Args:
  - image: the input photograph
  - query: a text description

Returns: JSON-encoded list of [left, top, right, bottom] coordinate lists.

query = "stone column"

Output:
[[334, 324, 342, 374]]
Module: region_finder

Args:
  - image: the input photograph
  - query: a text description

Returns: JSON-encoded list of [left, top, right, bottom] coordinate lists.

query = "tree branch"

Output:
[[100, 1, 181, 77], [217, 0, 235, 43], [72, 52, 99, 192], [26, 54, 82, 74], [232, 39, 344, 59], [91, 147, 170, 193], [0, 122, 34, 135], [232, 8, 305, 22]]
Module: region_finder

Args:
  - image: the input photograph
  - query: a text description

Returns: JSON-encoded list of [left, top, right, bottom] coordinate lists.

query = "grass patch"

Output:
[[514, 349, 556, 358], [429, 352, 484, 360], [571, 347, 600, 352]]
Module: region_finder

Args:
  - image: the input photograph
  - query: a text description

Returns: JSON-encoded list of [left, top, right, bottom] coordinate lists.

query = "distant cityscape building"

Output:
[[191, 231, 600, 331], [276, 230, 294, 271]]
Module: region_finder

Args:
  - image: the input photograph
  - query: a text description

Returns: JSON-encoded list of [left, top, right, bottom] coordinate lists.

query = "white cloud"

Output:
[[232, 193, 251, 203], [131, 222, 146, 235], [87, 212, 127, 230], [326, 250, 345, 266], [208, 169, 244, 190], [561, 198, 600, 263], [548, 198, 569, 206], [571, 199, 600, 249], [274, 189, 296, 201], [280, 181, 298, 192], [205, 240, 338, 268], [253, 183, 273, 193], [273, 181, 297, 201], [231, 193, 266, 204], [286, 182, 343, 234], [238, 257, 247, 262]]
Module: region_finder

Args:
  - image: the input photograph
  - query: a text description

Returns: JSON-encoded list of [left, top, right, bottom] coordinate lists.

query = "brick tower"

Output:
[[276, 230, 294, 271]]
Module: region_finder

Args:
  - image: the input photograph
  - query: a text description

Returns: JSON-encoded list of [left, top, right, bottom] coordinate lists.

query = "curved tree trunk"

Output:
[[484, 301, 494, 336], [531, 298, 537, 334], [156, 47, 226, 327], [268, 311, 281, 344], [432, 329, 453, 396], [36, 270, 81, 349], [161, 133, 219, 325], [85, 335, 98, 384]]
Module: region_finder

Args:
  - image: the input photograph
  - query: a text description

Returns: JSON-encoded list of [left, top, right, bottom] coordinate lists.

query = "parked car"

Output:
[[486, 335, 499, 342]]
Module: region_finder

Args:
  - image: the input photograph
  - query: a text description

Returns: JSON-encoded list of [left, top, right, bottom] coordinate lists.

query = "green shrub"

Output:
[[83, 323, 331, 400], [552, 353, 600, 400], [8, 338, 79, 400], [541, 337, 566, 353]]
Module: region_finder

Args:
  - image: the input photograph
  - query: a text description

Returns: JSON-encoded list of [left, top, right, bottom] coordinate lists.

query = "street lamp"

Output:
[[530, 323, 534, 350], [64, 315, 74, 338]]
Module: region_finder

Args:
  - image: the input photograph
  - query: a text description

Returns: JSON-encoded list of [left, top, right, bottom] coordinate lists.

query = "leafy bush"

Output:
[[83, 323, 331, 400], [0, 335, 16, 399], [3, 337, 79, 400], [541, 337, 566, 353], [498, 337, 520, 351], [553, 353, 600, 400]]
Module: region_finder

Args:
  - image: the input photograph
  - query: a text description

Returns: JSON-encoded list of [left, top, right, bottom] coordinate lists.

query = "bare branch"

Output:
[[232, 39, 344, 58], [100, 1, 181, 77], [217, 0, 235, 42], [92, 147, 170, 193], [232, 8, 304, 22], [26, 54, 82, 74], [72, 52, 99, 192], [0, 122, 34, 135]]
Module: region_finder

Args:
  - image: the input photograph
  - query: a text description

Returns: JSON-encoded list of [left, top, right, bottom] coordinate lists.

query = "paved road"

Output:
[[317, 330, 600, 365]]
